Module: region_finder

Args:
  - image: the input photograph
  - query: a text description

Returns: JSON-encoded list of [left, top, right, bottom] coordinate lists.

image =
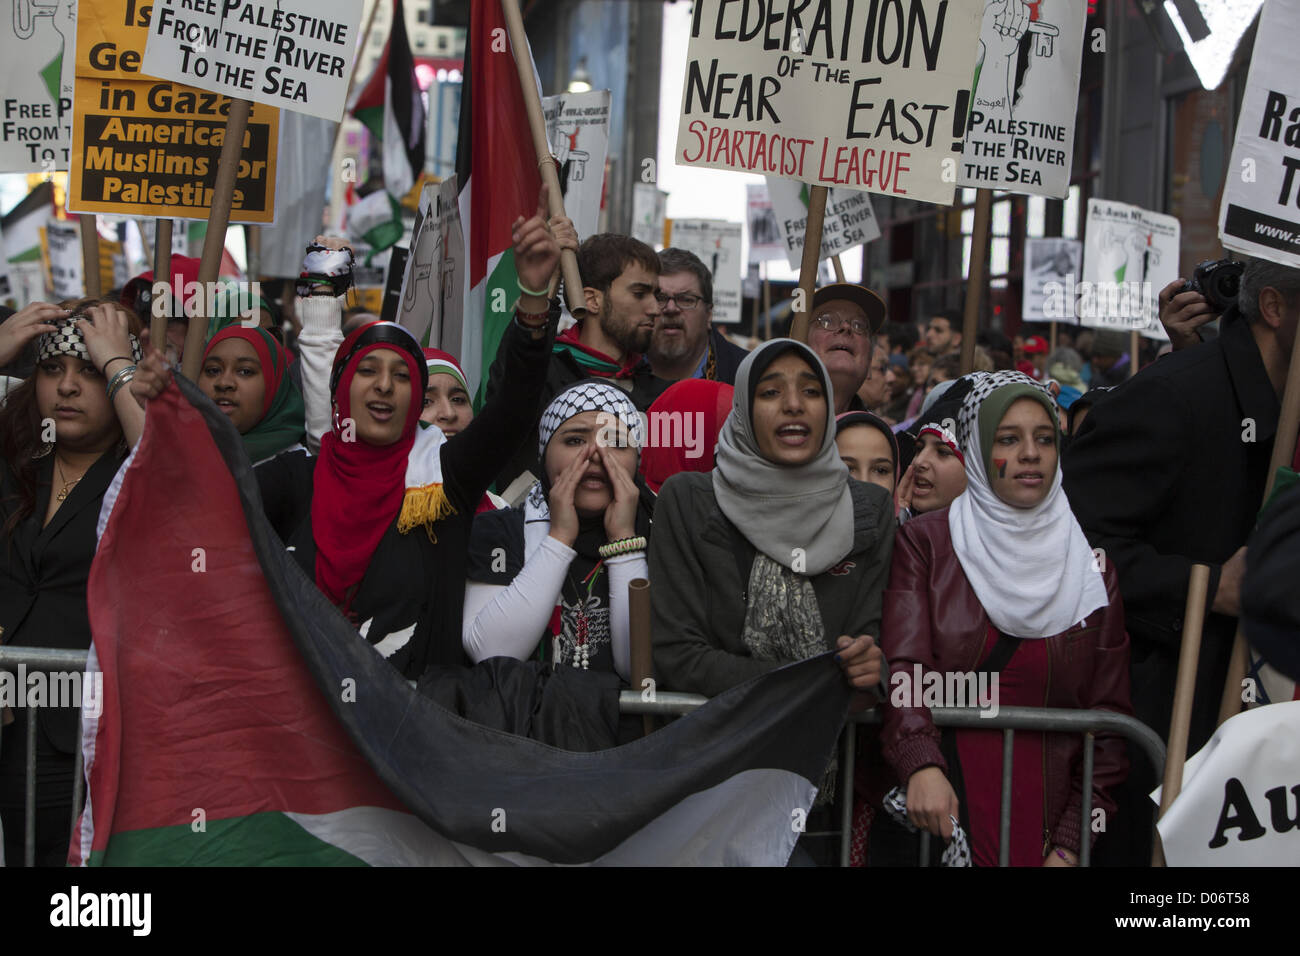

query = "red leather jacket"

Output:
[[879, 508, 1133, 856]]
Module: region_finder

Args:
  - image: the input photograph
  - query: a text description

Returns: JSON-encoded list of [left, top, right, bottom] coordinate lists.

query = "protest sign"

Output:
[[667, 218, 743, 324], [542, 89, 610, 241], [631, 182, 667, 249], [957, 0, 1085, 198], [67, 0, 279, 221], [1079, 198, 1178, 339], [43, 220, 82, 298], [1022, 237, 1081, 322], [396, 176, 464, 351], [1154, 700, 1300, 866], [766, 177, 880, 269], [1219, 0, 1300, 268], [140, 0, 363, 122], [1, 0, 76, 172], [674, 0, 984, 205], [746, 183, 784, 264]]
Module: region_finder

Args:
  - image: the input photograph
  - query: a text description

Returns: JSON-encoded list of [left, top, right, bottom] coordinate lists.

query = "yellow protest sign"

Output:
[[68, 0, 278, 222]]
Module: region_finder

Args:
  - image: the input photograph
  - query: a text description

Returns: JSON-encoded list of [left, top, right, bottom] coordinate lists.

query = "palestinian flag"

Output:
[[456, 0, 541, 406], [352, 0, 426, 200], [71, 378, 853, 866]]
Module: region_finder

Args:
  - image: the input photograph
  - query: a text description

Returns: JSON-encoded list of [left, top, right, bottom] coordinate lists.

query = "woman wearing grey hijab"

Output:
[[649, 338, 896, 700]]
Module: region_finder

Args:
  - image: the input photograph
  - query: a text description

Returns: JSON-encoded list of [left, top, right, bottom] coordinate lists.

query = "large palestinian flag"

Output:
[[456, 0, 541, 407], [71, 378, 852, 865], [352, 0, 427, 200]]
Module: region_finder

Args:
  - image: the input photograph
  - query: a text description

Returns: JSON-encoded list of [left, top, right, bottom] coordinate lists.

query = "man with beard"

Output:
[[647, 248, 749, 385], [487, 233, 671, 495], [806, 283, 888, 414], [924, 308, 964, 358]]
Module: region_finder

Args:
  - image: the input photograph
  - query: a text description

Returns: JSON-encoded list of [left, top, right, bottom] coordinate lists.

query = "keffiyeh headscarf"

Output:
[[536, 380, 644, 461], [947, 371, 1108, 638], [37, 317, 143, 364]]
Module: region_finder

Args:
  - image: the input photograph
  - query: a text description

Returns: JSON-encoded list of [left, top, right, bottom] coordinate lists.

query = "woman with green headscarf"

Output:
[[199, 325, 307, 464], [877, 370, 1131, 868]]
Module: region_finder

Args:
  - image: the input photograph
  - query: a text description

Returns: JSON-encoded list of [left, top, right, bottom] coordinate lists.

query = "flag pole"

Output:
[[151, 219, 172, 355], [79, 214, 100, 297], [960, 189, 992, 376], [182, 99, 251, 381], [332, 0, 385, 158], [1216, 320, 1300, 726], [791, 184, 829, 343], [500, 0, 586, 318]]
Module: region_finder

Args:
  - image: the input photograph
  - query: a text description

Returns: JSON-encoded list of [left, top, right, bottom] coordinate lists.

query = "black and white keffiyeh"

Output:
[[883, 786, 972, 867], [37, 317, 143, 365], [536, 381, 644, 460]]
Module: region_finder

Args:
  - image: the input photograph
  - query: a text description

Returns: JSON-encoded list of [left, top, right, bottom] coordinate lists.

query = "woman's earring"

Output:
[[32, 442, 53, 460]]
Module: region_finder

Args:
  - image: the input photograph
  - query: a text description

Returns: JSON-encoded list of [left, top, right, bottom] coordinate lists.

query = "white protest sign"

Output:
[[958, 0, 1085, 197], [141, 0, 364, 121], [396, 176, 464, 351], [631, 183, 667, 249], [543, 90, 610, 242], [667, 219, 743, 324], [675, 0, 984, 206], [1219, 0, 1300, 268], [1079, 198, 1178, 339], [1, 0, 76, 172], [44, 220, 82, 299], [1153, 700, 1300, 867], [766, 177, 879, 270], [1022, 237, 1080, 322], [746, 183, 784, 264]]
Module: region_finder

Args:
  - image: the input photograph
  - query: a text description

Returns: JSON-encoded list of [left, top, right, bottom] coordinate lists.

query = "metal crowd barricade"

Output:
[[0, 647, 89, 868], [1, 646, 1165, 868], [619, 692, 1168, 867]]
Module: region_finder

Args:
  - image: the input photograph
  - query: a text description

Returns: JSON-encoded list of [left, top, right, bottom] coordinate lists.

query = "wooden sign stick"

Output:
[[791, 184, 829, 343], [182, 98, 251, 381], [960, 189, 992, 375], [79, 215, 101, 298], [150, 219, 173, 354]]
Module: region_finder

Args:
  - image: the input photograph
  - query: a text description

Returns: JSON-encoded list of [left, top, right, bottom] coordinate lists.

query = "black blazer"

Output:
[[1062, 310, 1278, 749], [1, 448, 124, 754]]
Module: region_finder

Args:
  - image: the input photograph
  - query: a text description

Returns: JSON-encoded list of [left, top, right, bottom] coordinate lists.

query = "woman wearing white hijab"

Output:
[[877, 371, 1132, 867], [650, 339, 895, 699]]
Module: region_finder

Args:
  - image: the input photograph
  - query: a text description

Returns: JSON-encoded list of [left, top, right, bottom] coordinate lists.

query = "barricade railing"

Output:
[[0, 647, 89, 868], [619, 691, 1168, 867], [1, 647, 1165, 868]]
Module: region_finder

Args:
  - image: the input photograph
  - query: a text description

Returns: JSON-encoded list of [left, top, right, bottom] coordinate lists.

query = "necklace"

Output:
[[55, 458, 86, 503], [558, 561, 605, 670]]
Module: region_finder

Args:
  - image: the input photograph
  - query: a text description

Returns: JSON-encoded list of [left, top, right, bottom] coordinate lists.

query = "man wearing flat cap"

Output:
[[805, 282, 889, 414]]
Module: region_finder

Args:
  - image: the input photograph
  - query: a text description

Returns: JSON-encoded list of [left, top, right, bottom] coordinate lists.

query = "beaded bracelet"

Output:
[[106, 364, 137, 402], [515, 306, 551, 330], [598, 535, 647, 559]]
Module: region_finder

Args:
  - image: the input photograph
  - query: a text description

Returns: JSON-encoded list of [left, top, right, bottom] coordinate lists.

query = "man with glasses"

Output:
[[806, 283, 889, 414], [648, 248, 749, 385]]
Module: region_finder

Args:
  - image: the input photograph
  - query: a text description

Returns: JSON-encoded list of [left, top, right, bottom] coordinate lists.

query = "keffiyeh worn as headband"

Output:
[[537, 381, 644, 459], [37, 318, 142, 365]]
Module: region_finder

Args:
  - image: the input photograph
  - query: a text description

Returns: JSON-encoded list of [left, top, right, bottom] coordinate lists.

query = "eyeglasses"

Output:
[[653, 292, 705, 310], [814, 312, 872, 336]]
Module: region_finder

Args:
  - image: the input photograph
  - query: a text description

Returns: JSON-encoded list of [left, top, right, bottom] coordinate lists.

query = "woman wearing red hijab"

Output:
[[199, 326, 306, 464]]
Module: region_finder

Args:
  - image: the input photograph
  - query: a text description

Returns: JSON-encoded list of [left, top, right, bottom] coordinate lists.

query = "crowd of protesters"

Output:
[[2, 181, 1299, 868]]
